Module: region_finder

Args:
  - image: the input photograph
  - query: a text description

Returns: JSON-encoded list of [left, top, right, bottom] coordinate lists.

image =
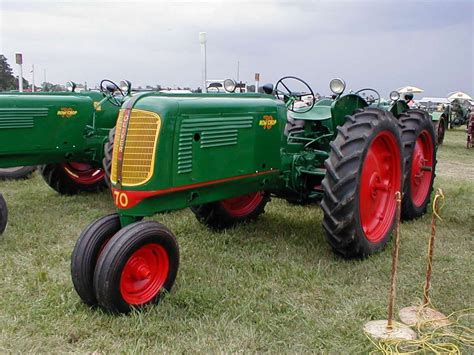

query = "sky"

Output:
[[0, 0, 473, 97]]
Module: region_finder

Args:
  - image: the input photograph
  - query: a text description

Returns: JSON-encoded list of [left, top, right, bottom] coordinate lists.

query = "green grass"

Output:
[[0, 129, 473, 352]]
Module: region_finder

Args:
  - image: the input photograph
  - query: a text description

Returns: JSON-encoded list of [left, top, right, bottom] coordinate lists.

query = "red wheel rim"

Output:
[[120, 244, 170, 305], [61, 162, 105, 185], [410, 130, 434, 207], [220, 191, 264, 217], [359, 131, 401, 243]]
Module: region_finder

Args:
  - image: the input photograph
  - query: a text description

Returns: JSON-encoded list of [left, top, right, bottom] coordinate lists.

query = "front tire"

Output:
[[399, 109, 436, 220], [321, 108, 403, 258], [0, 193, 7, 235], [94, 221, 179, 313], [40, 162, 106, 195], [191, 191, 270, 229], [71, 214, 122, 306]]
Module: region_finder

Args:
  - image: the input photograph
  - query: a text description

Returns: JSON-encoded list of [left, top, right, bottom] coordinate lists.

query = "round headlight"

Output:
[[389, 91, 400, 101], [66, 81, 76, 92], [224, 79, 236, 93], [119, 80, 132, 95], [329, 78, 346, 95]]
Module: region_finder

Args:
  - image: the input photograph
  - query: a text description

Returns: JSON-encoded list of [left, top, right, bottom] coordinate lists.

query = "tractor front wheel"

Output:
[[71, 213, 122, 306], [0, 193, 7, 235], [41, 162, 106, 195], [399, 109, 436, 220], [191, 191, 270, 229], [321, 108, 403, 258], [93, 221, 179, 313]]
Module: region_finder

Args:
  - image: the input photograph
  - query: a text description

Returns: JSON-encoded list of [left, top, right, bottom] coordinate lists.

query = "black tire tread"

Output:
[[71, 213, 122, 307], [398, 109, 437, 220], [102, 127, 115, 188], [0, 193, 7, 235], [94, 221, 180, 313], [190, 193, 270, 230], [0, 166, 37, 181], [40, 163, 106, 195], [321, 108, 402, 258]]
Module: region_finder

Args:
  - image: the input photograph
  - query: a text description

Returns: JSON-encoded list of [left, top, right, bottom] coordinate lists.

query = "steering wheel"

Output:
[[355, 88, 381, 106], [275, 76, 315, 113], [99, 79, 124, 107]]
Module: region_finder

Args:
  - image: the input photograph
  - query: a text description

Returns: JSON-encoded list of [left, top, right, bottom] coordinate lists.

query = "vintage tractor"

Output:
[[71, 77, 436, 313], [445, 98, 471, 129], [0, 80, 127, 235]]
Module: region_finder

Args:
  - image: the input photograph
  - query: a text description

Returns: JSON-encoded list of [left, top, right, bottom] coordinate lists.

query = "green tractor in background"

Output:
[[71, 77, 436, 313], [0, 80, 128, 235]]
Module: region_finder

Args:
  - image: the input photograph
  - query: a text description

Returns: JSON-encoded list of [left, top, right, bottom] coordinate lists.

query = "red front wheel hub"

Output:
[[359, 132, 401, 243], [120, 244, 170, 305], [410, 130, 434, 207]]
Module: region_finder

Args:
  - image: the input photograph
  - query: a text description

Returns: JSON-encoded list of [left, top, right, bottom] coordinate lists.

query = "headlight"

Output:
[[224, 79, 236, 93], [66, 81, 76, 92], [119, 80, 132, 95], [389, 91, 400, 101], [329, 78, 346, 95]]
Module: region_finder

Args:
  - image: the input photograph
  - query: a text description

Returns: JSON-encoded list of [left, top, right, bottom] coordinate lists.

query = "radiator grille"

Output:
[[111, 109, 161, 186]]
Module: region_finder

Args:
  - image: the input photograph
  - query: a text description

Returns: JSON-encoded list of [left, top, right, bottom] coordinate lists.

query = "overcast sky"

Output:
[[1, 0, 472, 97]]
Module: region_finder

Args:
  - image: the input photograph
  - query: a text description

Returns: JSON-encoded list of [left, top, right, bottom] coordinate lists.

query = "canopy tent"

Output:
[[397, 86, 424, 94], [447, 91, 472, 102]]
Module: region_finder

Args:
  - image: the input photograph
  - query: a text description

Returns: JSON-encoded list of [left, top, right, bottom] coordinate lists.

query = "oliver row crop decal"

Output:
[[259, 115, 277, 130], [57, 107, 78, 118]]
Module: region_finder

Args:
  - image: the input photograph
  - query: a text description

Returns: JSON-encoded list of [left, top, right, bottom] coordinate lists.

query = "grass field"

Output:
[[0, 129, 472, 352]]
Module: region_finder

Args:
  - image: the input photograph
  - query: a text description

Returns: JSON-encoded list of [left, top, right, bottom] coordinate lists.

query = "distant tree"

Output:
[[0, 55, 17, 91]]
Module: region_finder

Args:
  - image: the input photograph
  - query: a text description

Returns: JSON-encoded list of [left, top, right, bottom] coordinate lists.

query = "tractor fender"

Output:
[[331, 94, 369, 128]]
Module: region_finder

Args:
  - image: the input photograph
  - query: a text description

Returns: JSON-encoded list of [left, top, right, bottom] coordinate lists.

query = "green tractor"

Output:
[[71, 77, 437, 313], [0, 80, 128, 235]]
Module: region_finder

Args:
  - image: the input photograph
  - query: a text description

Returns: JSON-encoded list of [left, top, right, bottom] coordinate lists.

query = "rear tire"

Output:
[[434, 116, 446, 145], [0, 166, 37, 181], [321, 108, 403, 258], [94, 221, 179, 313], [399, 109, 436, 220], [0, 193, 7, 235], [102, 127, 116, 188], [191, 191, 270, 229], [40, 162, 106, 195], [71, 214, 122, 306]]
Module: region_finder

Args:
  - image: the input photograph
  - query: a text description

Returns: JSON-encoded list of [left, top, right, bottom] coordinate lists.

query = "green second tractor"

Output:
[[71, 77, 437, 313], [0, 80, 128, 235]]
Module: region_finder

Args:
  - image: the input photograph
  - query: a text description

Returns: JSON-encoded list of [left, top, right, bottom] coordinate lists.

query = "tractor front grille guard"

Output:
[[111, 109, 161, 186]]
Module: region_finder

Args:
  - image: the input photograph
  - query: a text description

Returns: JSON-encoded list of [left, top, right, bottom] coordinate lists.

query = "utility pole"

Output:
[[237, 61, 240, 82], [199, 32, 207, 93], [31, 64, 35, 92], [15, 53, 23, 92]]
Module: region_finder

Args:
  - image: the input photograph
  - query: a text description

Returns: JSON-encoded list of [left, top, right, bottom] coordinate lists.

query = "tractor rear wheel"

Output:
[[434, 115, 447, 145], [399, 109, 436, 220], [191, 191, 270, 229], [93, 221, 179, 313], [102, 127, 116, 188], [321, 108, 403, 258], [71, 213, 122, 306], [40, 162, 106, 195], [0, 193, 7, 235], [0, 166, 37, 181]]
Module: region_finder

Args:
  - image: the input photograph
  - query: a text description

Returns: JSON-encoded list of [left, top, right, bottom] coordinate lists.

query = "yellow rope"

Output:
[[366, 188, 473, 354]]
